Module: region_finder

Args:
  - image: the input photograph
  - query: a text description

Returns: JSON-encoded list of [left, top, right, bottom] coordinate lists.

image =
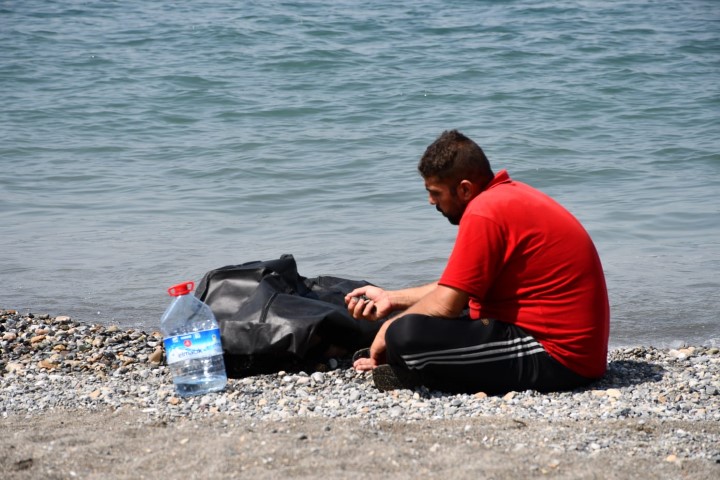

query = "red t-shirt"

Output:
[[439, 170, 609, 378]]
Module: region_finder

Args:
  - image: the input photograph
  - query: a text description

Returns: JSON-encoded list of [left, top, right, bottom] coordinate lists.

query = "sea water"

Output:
[[1, 0, 718, 348]]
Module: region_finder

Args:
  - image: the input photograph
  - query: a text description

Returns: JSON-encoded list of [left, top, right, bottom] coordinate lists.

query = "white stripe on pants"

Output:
[[402, 335, 545, 370]]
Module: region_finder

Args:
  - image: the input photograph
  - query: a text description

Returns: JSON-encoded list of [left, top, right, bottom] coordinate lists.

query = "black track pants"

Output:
[[384, 314, 594, 395]]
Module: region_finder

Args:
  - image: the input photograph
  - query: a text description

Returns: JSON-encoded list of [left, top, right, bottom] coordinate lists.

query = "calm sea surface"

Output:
[[1, 1, 718, 348]]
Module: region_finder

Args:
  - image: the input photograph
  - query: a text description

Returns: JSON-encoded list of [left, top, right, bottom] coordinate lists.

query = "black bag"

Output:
[[195, 254, 381, 377]]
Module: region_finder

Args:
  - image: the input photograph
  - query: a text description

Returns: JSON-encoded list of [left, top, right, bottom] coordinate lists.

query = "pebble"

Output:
[[1, 309, 719, 463]]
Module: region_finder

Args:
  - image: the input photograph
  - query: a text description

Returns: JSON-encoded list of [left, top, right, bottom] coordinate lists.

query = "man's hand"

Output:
[[351, 284, 469, 373], [353, 355, 379, 371], [345, 285, 393, 321], [353, 320, 392, 371]]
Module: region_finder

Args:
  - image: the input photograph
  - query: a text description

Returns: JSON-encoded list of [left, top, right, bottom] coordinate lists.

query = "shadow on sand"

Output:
[[587, 359, 666, 390]]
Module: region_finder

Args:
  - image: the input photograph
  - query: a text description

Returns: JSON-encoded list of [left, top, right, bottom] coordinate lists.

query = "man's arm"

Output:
[[386, 282, 439, 310], [396, 283, 468, 319], [345, 282, 439, 320], [353, 284, 469, 371]]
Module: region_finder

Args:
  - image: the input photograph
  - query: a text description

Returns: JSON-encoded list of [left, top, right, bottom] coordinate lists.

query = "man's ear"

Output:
[[457, 179, 478, 201]]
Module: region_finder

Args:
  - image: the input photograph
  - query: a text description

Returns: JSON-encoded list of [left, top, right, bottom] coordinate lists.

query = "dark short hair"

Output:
[[418, 130, 494, 185]]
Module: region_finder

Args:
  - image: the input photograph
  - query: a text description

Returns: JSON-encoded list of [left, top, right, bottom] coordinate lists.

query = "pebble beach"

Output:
[[2, 309, 719, 479]]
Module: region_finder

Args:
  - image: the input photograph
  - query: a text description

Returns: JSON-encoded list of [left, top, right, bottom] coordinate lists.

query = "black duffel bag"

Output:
[[195, 254, 381, 377]]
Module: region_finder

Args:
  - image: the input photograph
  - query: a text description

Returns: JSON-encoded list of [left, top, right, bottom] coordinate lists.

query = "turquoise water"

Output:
[[1, 1, 718, 347]]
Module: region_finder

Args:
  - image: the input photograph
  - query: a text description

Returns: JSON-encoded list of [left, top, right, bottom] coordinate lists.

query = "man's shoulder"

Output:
[[472, 175, 537, 207], [467, 177, 571, 228]]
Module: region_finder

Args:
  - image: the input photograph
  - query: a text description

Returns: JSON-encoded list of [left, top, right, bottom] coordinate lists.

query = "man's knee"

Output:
[[385, 314, 433, 361], [384, 316, 410, 353]]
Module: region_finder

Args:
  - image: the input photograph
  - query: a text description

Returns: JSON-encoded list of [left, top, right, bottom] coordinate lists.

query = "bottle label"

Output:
[[163, 328, 223, 365]]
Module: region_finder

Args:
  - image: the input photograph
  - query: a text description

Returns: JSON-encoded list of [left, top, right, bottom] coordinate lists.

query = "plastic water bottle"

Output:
[[160, 281, 227, 397]]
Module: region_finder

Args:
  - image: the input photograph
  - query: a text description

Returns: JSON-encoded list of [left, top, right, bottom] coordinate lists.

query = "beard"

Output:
[[437, 205, 462, 225]]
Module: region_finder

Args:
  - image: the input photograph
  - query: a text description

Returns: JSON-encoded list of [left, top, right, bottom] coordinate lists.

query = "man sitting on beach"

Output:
[[345, 130, 610, 394]]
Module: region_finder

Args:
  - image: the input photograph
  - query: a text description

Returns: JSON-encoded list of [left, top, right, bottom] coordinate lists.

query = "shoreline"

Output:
[[2, 309, 719, 478]]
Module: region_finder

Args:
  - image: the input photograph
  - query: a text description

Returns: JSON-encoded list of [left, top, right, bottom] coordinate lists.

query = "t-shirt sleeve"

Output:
[[439, 213, 506, 301]]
